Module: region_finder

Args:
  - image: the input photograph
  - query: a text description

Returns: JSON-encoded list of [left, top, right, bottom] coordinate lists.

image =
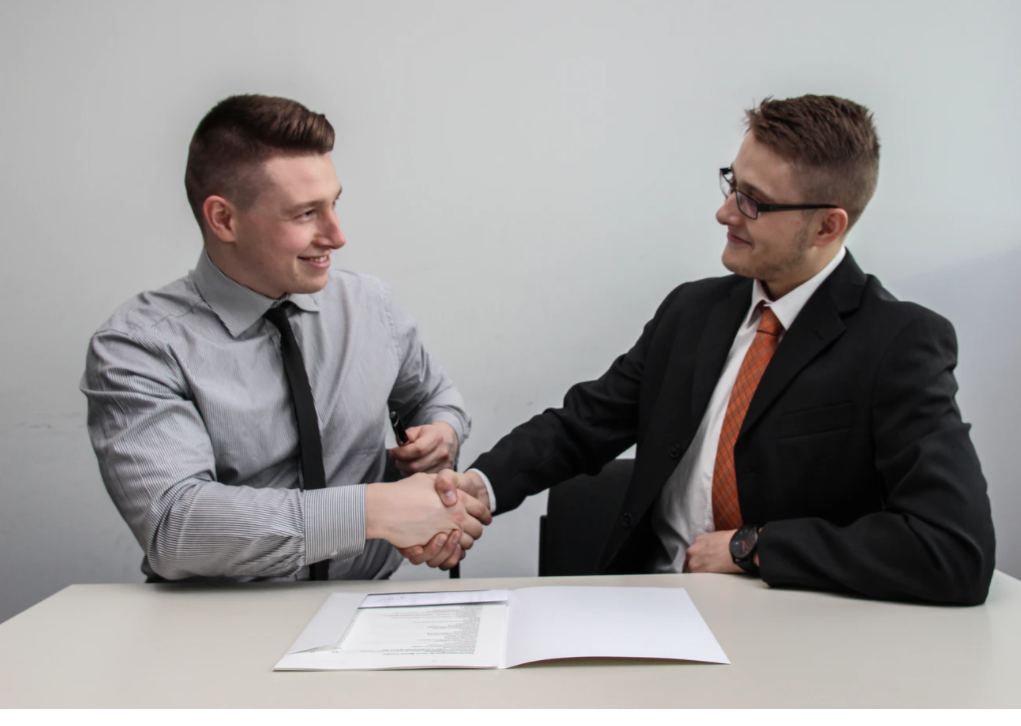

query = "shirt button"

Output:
[[669, 444, 682, 459], [621, 512, 634, 528]]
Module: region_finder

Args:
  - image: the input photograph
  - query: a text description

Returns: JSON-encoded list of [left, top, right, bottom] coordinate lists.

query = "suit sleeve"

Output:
[[757, 313, 996, 605], [472, 286, 684, 514]]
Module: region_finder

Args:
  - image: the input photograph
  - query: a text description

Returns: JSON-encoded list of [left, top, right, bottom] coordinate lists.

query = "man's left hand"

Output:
[[389, 422, 459, 475], [684, 530, 743, 573]]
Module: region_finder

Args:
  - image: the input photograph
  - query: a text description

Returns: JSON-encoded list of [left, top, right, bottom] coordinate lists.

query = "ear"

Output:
[[812, 208, 849, 247], [202, 195, 239, 244]]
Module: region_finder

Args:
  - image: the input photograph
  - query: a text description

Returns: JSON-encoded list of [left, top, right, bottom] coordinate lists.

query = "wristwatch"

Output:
[[730, 524, 760, 574]]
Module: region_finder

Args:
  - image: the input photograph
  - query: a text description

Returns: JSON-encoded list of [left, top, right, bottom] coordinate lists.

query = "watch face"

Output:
[[730, 525, 757, 561], [732, 538, 753, 558]]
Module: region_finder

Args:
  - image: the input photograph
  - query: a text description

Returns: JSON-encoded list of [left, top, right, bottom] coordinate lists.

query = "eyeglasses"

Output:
[[720, 167, 838, 220]]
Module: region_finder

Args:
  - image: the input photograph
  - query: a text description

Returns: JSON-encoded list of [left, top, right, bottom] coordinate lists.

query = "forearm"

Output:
[[472, 387, 638, 513], [758, 510, 994, 605], [467, 287, 681, 513], [139, 479, 366, 580]]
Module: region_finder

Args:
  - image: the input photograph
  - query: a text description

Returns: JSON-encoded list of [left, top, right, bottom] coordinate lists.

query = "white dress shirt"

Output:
[[650, 245, 846, 571]]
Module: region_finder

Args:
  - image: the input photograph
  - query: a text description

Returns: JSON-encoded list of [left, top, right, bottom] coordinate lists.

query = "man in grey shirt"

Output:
[[81, 94, 487, 582]]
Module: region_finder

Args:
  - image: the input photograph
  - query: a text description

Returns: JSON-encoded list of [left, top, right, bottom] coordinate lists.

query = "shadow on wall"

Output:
[[886, 247, 1021, 580]]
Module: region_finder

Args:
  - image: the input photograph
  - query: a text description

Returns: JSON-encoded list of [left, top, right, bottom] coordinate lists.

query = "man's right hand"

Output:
[[365, 473, 490, 549], [398, 469, 493, 568], [433, 469, 491, 512]]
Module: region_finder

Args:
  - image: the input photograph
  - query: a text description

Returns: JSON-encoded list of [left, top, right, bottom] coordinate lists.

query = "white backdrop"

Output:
[[1, 0, 1019, 623]]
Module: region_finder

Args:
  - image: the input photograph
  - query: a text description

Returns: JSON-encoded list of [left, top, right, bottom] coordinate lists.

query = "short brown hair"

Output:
[[184, 94, 335, 228], [744, 95, 880, 231]]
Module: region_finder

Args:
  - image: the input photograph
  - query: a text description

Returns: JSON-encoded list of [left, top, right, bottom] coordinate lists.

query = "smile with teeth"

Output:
[[302, 254, 330, 262]]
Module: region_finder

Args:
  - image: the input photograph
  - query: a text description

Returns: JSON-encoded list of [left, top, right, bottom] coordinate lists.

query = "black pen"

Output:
[[389, 410, 410, 446]]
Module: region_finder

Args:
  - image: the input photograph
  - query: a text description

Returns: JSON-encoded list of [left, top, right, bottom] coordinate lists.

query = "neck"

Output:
[[762, 277, 802, 301], [205, 242, 282, 300], [762, 242, 843, 301]]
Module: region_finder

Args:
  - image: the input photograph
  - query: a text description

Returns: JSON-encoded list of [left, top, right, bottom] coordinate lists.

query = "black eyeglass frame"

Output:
[[720, 167, 839, 220]]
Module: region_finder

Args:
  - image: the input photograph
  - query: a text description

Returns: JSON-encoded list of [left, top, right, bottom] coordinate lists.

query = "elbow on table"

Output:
[[142, 505, 206, 580], [144, 546, 192, 581], [938, 569, 992, 607], [927, 534, 996, 607], [145, 534, 211, 581], [144, 520, 304, 581]]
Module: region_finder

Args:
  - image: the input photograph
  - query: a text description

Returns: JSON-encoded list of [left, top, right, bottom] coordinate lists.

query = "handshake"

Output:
[[363, 420, 493, 570], [365, 469, 492, 571]]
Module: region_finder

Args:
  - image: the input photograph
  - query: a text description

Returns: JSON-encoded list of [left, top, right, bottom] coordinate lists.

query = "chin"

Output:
[[292, 273, 331, 295], [721, 249, 753, 278]]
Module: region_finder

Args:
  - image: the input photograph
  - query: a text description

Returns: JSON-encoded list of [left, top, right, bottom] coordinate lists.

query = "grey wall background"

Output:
[[1, 0, 1018, 623]]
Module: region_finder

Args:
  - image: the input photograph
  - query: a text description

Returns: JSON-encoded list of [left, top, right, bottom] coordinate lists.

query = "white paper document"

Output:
[[275, 586, 729, 671], [360, 589, 510, 608]]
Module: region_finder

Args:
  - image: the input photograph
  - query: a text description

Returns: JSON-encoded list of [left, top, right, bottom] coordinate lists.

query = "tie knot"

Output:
[[757, 305, 783, 337], [264, 303, 292, 330]]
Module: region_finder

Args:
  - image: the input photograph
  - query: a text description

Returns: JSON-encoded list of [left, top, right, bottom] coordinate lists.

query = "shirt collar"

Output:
[[193, 250, 320, 338], [747, 244, 847, 332]]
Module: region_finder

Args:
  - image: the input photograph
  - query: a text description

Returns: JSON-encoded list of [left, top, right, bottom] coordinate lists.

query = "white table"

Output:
[[1, 572, 1019, 707]]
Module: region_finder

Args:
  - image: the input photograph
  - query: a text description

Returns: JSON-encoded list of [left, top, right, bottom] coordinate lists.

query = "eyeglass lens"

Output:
[[720, 170, 758, 219]]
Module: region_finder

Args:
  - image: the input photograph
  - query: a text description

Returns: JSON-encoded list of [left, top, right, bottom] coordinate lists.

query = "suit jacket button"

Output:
[[669, 444, 682, 459], [622, 512, 634, 528]]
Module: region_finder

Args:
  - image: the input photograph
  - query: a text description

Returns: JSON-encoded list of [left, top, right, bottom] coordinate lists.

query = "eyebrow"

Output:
[[284, 187, 343, 215], [729, 166, 773, 202]]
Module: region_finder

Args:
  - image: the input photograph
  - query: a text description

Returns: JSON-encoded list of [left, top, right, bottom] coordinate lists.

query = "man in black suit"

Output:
[[403, 94, 996, 605]]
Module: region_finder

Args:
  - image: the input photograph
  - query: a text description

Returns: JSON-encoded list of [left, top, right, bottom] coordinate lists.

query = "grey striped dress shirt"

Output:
[[81, 251, 470, 582]]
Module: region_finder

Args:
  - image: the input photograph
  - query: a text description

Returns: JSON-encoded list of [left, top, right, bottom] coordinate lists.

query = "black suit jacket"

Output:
[[473, 252, 996, 605]]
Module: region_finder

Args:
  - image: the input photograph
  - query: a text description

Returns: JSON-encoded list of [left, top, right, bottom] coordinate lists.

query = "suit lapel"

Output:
[[690, 279, 753, 432], [739, 252, 867, 437]]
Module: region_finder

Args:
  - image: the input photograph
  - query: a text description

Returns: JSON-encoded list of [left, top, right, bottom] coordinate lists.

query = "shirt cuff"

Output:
[[468, 468, 497, 513], [304, 485, 367, 566]]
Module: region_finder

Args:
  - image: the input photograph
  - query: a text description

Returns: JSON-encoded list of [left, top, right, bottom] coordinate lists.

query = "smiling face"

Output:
[[204, 153, 345, 299], [716, 133, 846, 299]]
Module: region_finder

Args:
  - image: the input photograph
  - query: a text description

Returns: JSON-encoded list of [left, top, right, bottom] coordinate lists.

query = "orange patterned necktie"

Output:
[[712, 304, 784, 532]]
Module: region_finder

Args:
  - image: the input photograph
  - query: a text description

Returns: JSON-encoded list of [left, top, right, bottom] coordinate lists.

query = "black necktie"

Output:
[[265, 304, 330, 582]]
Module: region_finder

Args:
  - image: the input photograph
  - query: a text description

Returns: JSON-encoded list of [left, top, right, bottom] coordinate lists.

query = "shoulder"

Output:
[[670, 273, 746, 303], [655, 273, 747, 318], [84, 275, 205, 388], [91, 274, 206, 347], [857, 275, 955, 341]]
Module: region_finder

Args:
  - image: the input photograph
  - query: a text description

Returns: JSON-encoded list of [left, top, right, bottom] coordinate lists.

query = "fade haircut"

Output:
[[184, 94, 335, 230], [744, 95, 880, 231]]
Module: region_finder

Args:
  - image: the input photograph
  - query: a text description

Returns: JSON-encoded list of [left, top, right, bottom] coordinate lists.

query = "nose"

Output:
[[716, 190, 742, 227], [320, 208, 346, 249]]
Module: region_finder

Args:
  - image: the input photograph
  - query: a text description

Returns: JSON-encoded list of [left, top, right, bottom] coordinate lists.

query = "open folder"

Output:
[[276, 586, 729, 670]]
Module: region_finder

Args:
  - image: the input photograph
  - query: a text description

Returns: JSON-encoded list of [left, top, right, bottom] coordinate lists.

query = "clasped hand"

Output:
[[366, 470, 492, 571], [395, 469, 492, 570]]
